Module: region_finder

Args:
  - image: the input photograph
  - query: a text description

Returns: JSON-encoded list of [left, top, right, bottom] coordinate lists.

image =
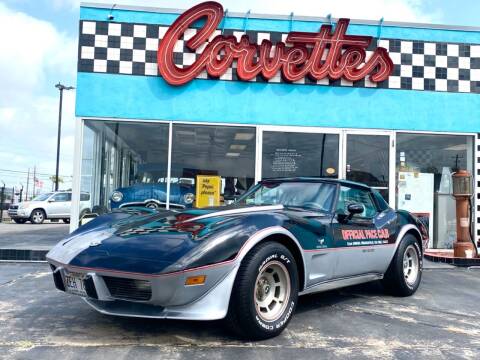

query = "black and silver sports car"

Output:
[[47, 178, 427, 339]]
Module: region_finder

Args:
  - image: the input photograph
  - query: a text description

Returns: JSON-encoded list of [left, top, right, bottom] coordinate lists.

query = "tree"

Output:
[[49, 175, 63, 191]]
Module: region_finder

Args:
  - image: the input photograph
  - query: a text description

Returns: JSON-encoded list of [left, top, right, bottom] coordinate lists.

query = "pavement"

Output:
[[0, 263, 479, 359], [0, 222, 68, 250]]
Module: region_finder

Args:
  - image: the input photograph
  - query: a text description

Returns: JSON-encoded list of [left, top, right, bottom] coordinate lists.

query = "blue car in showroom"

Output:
[[110, 180, 195, 210], [47, 177, 426, 340]]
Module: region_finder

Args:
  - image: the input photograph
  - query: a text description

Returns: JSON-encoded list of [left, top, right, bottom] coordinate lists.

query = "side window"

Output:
[[80, 193, 90, 201], [336, 186, 377, 218], [53, 193, 71, 202]]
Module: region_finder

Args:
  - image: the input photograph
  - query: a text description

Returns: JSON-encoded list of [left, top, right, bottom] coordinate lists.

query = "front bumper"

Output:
[[47, 260, 239, 321], [8, 208, 29, 219]]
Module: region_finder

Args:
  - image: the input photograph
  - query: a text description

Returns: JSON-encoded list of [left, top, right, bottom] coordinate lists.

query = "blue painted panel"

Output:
[[80, 6, 480, 44], [76, 72, 480, 133]]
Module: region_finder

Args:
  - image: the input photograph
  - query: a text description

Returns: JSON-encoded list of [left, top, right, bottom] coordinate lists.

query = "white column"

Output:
[[70, 118, 84, 233]]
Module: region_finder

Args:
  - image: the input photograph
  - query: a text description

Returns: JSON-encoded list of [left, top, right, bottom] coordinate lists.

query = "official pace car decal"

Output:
[[341, 229, 390, 241], [335, 228, 391, 247]]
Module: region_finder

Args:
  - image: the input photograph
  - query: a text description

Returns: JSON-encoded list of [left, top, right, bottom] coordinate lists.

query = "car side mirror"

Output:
[[48, 198, 56, 203], [347, 203, 364, 215], [337, 203, 364, 223]]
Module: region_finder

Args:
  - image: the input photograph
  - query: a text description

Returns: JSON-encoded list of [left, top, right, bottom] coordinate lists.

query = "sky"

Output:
[[0, 0, 479, 194]]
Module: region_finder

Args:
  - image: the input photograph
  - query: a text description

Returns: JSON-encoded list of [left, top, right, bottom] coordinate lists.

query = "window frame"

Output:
[[335, 185, 379, 220]]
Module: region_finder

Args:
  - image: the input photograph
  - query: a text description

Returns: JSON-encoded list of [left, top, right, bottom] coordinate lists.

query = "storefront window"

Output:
[[81, 120, 169, 214], [170, 124, 256, 207], [395, 133, 474, 249], [262, 132, 339, 179]]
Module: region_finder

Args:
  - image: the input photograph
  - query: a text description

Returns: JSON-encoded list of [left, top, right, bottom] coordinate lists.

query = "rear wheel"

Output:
[[382, 234, 422, 296], [30, 209, 46, 224], [226, 242, 298, 340]]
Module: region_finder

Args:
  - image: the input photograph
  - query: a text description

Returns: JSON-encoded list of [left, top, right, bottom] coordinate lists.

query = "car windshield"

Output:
[[32, 193, 53, 201], [236, 181, 336, 212]]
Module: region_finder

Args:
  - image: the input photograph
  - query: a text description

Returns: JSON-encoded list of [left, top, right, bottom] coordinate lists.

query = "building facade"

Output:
[[73, 2, 480, 250]]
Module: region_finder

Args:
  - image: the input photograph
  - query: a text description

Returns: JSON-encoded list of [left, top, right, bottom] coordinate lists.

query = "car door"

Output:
[[48, 193, 71, 217], [331, 185, 393, 278]]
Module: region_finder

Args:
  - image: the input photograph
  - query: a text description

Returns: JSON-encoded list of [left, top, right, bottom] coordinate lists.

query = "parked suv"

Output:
[[8, 191, 91, 224]]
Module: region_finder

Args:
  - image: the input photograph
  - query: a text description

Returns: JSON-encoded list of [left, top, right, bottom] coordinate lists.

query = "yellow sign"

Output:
[[195, 175, 221, 208]]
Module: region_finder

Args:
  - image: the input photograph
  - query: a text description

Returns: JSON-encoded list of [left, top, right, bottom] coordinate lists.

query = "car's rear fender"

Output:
[[385, 224, 423, 269]]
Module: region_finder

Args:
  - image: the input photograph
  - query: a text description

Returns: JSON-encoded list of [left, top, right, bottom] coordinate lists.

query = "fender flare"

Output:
[[387, 224, 423, 265], [30, 207, 47, 219], [233, 226, 308, 291]]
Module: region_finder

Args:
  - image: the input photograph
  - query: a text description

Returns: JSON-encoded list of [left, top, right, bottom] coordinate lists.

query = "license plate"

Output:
[[64, 272, 87, 297]]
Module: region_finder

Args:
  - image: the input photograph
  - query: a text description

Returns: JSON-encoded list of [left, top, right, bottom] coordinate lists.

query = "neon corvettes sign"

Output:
[[157, 1, 394, 86]]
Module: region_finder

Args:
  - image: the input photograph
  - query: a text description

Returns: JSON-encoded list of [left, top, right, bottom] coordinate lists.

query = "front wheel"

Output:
[[226, 242, 298, 340], [30, 209, 46, 224], [382, 234, 422, 297], [13, 219, 27, 224]]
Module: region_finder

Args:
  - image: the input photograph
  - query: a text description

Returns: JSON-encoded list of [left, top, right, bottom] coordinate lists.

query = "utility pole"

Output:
[[0, 181, 5, 223], [33, 166, 36, 198], [55, 83, 75, 191], [25, 168, 30, 201]]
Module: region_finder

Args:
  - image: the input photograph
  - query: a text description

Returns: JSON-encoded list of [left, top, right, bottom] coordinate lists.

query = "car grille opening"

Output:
[[51, 267, 65, 292], [102, 276, 152, 301], [83, 275, 98, 299]]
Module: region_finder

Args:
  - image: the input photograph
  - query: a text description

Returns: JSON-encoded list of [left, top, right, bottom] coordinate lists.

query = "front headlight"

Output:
[[184, 193, 195, 204], [111, 191, 123, 202]]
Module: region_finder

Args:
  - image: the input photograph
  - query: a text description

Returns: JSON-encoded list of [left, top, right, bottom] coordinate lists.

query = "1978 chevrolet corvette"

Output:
[[47, 178, 427, 339]]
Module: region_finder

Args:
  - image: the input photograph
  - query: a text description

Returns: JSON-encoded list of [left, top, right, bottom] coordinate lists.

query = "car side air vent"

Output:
[[103, 276, 152, 301]]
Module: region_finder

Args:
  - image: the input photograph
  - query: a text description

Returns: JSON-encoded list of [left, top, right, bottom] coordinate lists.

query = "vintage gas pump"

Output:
[[452, 170, 477, 258]]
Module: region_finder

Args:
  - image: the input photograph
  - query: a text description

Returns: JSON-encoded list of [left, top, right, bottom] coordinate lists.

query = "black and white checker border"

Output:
[[78, 20, 480, 93], [476, 133, 480, 246]]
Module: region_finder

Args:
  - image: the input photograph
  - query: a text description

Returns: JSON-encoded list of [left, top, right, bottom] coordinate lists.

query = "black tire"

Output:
[[62, 218, 70, 224], [382, 234, 422, 297], [80, 209, 91, 218], [30, 209, 46, 224], [226, 242, 299, 340], [13, 219, 27, 224]]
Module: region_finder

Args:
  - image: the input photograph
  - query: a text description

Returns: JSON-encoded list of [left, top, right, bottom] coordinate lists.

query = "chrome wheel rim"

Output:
[[403, 245, 419, 286], [33, 211, 43, 223], [254, 260, 290, 322], [145, 203, 158, 209]]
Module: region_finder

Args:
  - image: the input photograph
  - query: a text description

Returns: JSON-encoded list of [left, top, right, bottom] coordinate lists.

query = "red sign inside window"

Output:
[[158, 1, 394, 86]]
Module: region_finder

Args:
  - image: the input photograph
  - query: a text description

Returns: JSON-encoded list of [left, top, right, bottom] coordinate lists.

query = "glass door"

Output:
[[343, 131, 394, 206]]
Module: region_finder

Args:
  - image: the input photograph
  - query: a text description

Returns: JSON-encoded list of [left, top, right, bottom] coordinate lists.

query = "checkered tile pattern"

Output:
[[119, 226, 171, 237], [476, 133, 480, 244], [78, 20, 480, 93]]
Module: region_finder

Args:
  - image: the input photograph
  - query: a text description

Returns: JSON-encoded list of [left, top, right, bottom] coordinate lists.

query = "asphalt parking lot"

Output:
[[1, 263, 479, 359], [0, 222, 68, 250]]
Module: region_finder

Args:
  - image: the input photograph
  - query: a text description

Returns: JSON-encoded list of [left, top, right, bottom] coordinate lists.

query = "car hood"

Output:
[[47, 204, 285, 274], [18, 201, 35, 208]]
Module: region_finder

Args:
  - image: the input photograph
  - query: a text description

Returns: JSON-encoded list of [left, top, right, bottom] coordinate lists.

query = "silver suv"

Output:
[[8, 191, 91, 224]]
